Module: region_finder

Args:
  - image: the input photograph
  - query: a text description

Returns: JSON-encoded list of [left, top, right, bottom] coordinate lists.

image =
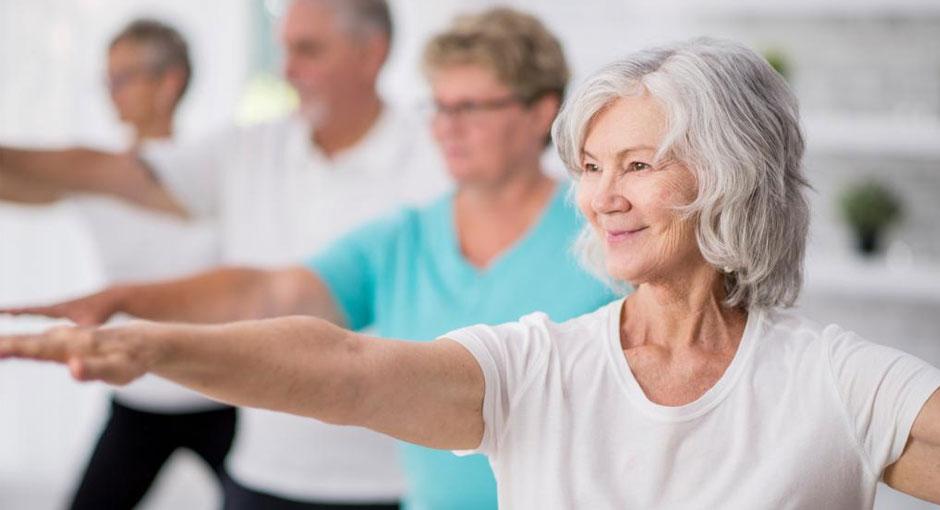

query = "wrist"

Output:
[[105, 284, 136, 316]]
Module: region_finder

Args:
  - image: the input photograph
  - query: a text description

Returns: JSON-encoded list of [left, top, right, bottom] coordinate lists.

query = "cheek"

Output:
[[574, 182, 597, 223]]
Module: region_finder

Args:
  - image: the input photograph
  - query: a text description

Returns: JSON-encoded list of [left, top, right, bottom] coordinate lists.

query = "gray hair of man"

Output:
[[552, 37, 810, 310], [296, 0, 393, 45]]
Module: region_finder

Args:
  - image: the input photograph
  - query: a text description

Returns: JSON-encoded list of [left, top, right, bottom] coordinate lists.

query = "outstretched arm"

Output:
[[884, 389, 940, 503], [0, 146, 185, 215], [0, 172, 62, 204], [0, 265, 342, 327], [0, 317, 485, 450]]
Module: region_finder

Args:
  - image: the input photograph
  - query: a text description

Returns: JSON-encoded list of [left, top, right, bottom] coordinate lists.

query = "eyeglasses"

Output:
[[106, 67, 158, 92], [428, 95, 525, 122]]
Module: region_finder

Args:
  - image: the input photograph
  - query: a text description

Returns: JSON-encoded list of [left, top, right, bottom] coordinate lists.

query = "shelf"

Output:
[[803, 253, 940, 304], [802, 113, 940, 159], [687, 0, 940, 19]]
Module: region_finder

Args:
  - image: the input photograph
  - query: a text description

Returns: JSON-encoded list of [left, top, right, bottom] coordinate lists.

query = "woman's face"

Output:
[[430, 64, 550, 184], [576, 94, 702, 285], [107, 41, 163, 125]]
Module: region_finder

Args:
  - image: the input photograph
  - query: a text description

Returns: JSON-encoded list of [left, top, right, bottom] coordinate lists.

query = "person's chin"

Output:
[[298, 100, 326, 126], [446, 164, 484, 183]]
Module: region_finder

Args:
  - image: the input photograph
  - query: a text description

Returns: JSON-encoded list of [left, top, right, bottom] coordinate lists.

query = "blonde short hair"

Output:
[[423, 7, 569, 104]]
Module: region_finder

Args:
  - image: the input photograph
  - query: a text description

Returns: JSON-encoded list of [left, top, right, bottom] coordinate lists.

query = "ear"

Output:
[[528, 93, 561, 141], [156, 67, 187, 112], [357, 32, 390, 79]]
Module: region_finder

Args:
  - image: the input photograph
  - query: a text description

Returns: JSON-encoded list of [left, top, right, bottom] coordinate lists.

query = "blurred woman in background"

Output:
[[0, 19, 231, 510]]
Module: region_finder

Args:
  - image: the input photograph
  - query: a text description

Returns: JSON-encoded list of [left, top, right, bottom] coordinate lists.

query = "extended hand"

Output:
[[0, 287, 124, 326], [0, 322, 162, 385]]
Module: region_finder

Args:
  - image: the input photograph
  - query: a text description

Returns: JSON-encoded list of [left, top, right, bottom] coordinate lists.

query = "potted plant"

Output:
[[839, 180, 903, 256], [763, 48, 790, 81]]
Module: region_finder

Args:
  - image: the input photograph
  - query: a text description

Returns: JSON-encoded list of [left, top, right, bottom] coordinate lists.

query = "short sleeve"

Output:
[[827, 327, 940, 475], [138, 133, 227, 219], [443, 312, 555, 457], [305, 210, 409, 331]]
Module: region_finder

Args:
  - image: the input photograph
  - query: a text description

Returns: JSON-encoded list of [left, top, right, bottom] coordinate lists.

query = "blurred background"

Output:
[[1, 0, 938, 508]]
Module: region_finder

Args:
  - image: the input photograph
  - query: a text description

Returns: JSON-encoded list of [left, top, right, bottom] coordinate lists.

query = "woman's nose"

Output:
[[591, 176, 630, 214]]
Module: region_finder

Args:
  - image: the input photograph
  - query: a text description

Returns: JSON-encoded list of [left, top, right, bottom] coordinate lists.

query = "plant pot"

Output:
[[856, 229, 879, 256]]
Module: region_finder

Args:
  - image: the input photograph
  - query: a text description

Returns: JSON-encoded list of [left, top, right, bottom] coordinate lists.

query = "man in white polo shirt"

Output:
[[0, 1, 447, 508]]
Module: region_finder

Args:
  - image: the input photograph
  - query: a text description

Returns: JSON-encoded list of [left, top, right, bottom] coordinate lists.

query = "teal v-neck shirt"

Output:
[[306, 183, 619, 510]]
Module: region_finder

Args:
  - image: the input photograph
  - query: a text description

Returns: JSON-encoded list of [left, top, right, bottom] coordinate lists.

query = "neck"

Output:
[[452, 161, 555, 268], [456, 158, 553, 215], [623, 262, 746, 352], [134, 116, 173, 144], [311, 90, 383, 158]]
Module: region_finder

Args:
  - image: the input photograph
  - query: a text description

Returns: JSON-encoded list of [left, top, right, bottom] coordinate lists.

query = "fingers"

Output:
[[0, 305, 63, 318], [69, 356, 136, 385], [0, 302, 109, 326], [1, 325, 149, 386], [0, 331, 70, 362]]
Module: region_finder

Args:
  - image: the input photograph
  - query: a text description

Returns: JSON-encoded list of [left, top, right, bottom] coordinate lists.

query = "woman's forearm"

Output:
[[112, 267, 308, 324], [150, 316, 362, 423], [0, 314, 484, 450], [110, 268, 260, 323], [0, 145, 185, 215]]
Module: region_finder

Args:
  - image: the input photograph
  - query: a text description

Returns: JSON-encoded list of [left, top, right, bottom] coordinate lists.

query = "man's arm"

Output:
[[0, 266, 344, 327], [0, 146, 185, 215], [883, 388, 940, 503], [0, 317, 486, 450]]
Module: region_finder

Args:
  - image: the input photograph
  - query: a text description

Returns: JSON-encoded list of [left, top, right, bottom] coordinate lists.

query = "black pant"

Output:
[[222, 474, 400, 510], [69, 398, 237, 510]]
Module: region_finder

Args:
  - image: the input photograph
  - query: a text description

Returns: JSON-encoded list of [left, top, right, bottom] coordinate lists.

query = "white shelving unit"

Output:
[[686, 0, 940, 18], [803, 113, 940, 159]]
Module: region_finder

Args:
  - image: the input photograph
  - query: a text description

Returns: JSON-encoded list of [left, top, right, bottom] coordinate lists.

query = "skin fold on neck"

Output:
[[619, 262, 748, 406]]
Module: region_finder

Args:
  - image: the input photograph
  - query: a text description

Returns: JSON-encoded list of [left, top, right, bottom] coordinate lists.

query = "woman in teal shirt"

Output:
[[308, 10, 618, 507], [308, 181, 613, 509], [5, 7, 617, 510]]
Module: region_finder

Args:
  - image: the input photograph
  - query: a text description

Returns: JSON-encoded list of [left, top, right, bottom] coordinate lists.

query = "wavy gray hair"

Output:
[[553, 37, 810, 309]]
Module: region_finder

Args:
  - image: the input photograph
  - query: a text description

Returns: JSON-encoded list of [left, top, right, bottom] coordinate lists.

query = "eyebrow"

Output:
[[581, 145, 658, 160]]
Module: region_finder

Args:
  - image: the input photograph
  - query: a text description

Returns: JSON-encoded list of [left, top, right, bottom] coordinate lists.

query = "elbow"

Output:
[[277, 316, 370, 426], [318, 331, 371, 426]]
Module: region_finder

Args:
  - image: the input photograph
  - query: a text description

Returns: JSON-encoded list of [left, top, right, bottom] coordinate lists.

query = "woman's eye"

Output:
[[627, 161, 650, 172], [582, 162, 600, 173]]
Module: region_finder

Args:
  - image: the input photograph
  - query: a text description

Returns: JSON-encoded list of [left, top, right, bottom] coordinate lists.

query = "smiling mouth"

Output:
[[604, 227, 647, 242]]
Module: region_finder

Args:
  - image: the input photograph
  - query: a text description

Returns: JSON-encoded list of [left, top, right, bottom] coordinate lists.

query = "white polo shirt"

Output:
[[143, 108, 449, 502], [69, 138, 224, 413]]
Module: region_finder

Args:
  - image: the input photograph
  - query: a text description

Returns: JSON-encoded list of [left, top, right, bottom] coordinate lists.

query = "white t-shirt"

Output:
[[142, 109, 449, 502], [68, 138, 224, 413], [447, 299, 940, 510]]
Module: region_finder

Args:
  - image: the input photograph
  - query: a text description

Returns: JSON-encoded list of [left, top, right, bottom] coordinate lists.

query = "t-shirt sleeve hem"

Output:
[[887, 371, 940, 468], [442, 329, 499, 457]]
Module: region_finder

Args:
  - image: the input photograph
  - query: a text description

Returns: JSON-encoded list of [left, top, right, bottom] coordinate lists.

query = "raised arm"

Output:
[[1, 265, 343, 327], [0, 316, 485, 450], [883, 388, 940, 503], [0, 145, 184, 215]]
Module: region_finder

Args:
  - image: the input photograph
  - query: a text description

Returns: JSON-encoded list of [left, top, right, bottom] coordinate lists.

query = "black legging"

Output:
[[69, 398, 237, 510], [222, 474, 401, 510]]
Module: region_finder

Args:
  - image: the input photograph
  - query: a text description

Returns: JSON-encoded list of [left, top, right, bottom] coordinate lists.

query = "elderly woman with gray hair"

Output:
[[2, 38, 938, 508]]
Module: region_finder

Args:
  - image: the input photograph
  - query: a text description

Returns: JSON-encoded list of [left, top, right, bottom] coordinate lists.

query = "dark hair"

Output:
[[110, 18, 192, 103]]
